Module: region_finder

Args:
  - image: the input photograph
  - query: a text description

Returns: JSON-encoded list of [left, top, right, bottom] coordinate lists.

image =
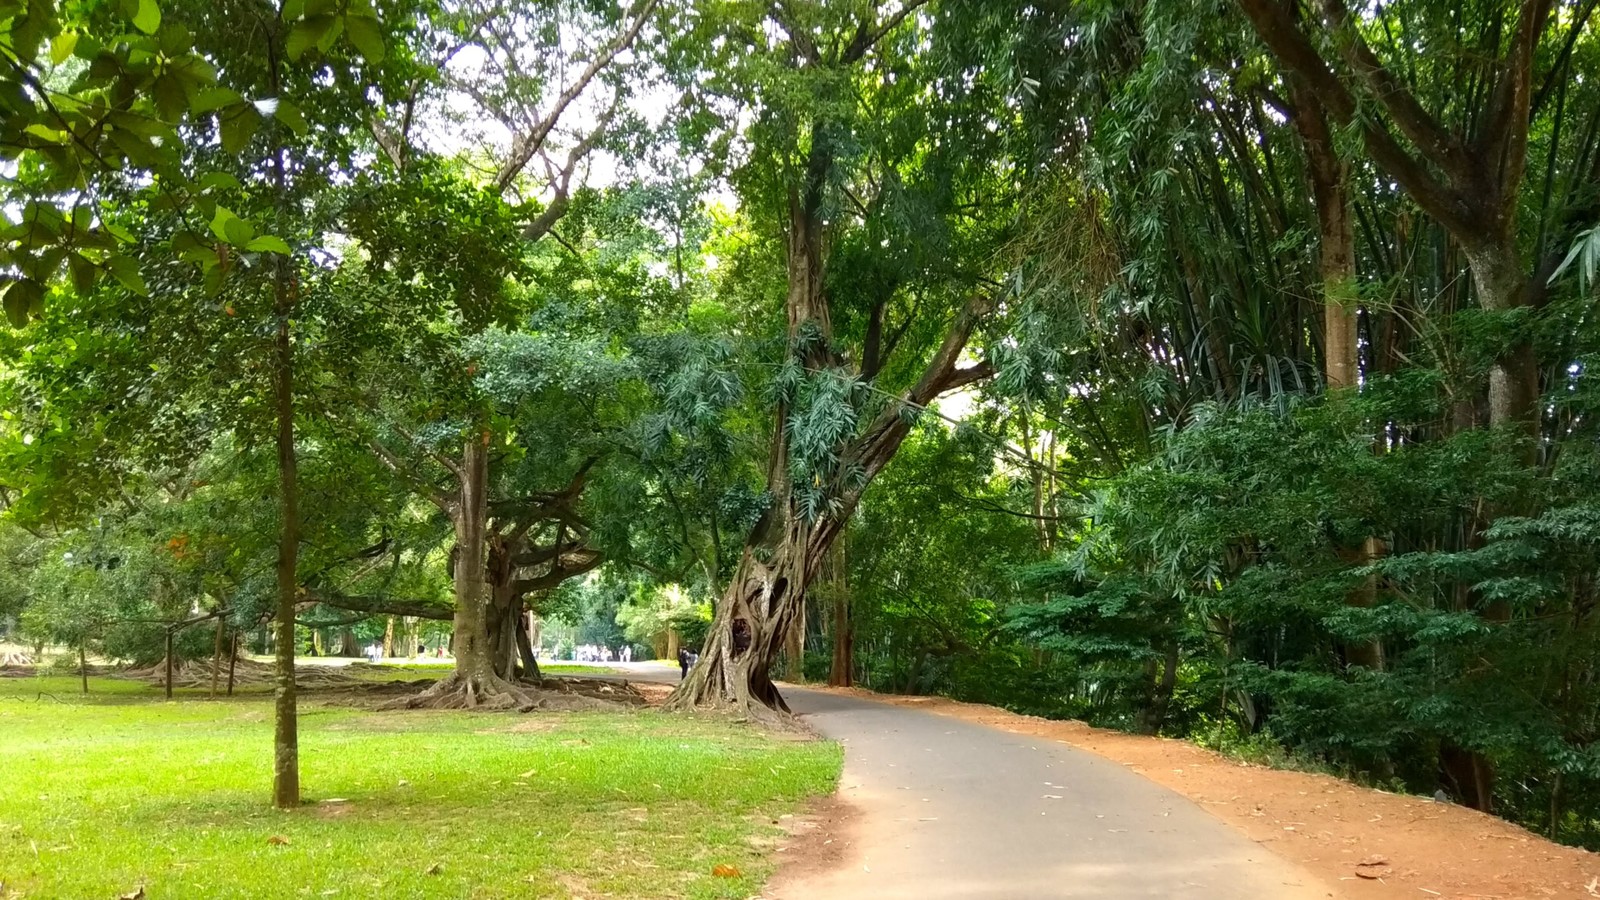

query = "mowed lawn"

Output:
[[0, 676, 841, 899]]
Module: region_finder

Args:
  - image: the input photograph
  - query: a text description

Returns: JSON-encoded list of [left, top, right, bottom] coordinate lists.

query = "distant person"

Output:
[[678, 646, 694, 681], [417, 642, 425, 656]]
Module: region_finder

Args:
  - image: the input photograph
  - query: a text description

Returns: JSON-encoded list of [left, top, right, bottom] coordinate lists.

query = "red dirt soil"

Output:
[[810, 687, 1600, 900]]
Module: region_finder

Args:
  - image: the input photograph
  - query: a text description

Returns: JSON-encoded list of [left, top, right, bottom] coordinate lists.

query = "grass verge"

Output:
[[0, 676, 840, 899]]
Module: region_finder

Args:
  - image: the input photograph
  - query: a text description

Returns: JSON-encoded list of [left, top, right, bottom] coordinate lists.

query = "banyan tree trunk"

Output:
[[667, 514, 845, 718], [387, 435, 536, 710]]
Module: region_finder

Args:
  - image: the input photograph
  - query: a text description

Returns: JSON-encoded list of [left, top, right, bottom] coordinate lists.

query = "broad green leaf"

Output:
[[198, 172, 242, 192], [274, 99, 309, 136], [317, 16, 345, 53], [286, 15, 337, 60], [105, 256, 148, 296], [157, 22, 191, 56], [245, 235, 292, 255], [132, 0, 161, 35], [152, 73, 188, 122], [22, 124, 67, 143], [1, 280, 28, 328], [67, 253, 97, 296], [222, 216, 256, 246], [220, 105, 261, 154], [208, 206, 242, 243], [345, 14, 384, 63], [191, 87, 243, 114], [50, 32, 78, 65]]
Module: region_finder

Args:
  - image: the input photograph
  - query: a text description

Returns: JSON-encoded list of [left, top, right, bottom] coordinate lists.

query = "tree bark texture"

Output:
[[271, 272, 300, 809]]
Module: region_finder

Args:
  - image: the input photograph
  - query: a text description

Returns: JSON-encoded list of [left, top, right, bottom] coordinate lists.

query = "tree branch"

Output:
[[492, 0, 659, 192]]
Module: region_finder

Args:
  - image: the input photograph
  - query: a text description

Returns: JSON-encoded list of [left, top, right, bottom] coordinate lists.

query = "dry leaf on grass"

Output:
[[119, 888, 145, 900], [425, 863, 443, 876], [266, 835, 290, 846], [711, 864, 741, 878]]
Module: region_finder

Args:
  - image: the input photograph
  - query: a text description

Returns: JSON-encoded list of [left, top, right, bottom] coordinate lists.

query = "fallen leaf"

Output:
[[119, 889, 145, 900], [711, 864, 741, 878], [425, 863, 443, 876], [266, 835, 290, 846]]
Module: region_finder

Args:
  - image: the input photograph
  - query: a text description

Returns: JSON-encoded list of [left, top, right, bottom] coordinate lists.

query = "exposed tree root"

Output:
[[380, 670, 643, 712], [119, 657, 275, 687], [664, 659, 800, 731], [0, 649, 34, 667], [116, 658, 371, 690]]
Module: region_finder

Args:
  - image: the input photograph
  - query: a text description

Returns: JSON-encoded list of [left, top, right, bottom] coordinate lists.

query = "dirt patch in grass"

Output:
[[817, 687, 1600, 900], [495, 719, 562, 734], [633, 681, 675, 705], [760, 792, 860, 900]]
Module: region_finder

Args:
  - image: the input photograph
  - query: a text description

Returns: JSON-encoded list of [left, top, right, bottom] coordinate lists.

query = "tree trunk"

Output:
[[165, 629, 174, 700], [665, 530, 826, 718], [210, 618, 225, 699], [1292, 83, 1385, 670], [79, 641, 88, 695], [782, 594, 806, 682], [227, 631, 238, 697], [452, 437, 492, 676], [515, 611, 542, 682], [388, 436, 533, 710], [666, 125, 989, 717], [1135, 642, 1180, 735], [1462, 241, 1540, 442], [382, 616, 394, 659], [271, 255, 300, 809], [828, 543, 853, 688]]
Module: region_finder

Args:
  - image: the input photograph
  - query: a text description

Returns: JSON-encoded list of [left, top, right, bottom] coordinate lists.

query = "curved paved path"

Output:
[[773, 688, 1329, 899], [601, 664, 1328, 899]]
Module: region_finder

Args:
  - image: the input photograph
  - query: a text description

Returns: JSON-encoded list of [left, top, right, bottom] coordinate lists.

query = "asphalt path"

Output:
[[601, 662, 1328, 899]]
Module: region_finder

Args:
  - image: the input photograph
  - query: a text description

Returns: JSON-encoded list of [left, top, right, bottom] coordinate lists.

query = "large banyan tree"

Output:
[[663, 0, 1017, 716]]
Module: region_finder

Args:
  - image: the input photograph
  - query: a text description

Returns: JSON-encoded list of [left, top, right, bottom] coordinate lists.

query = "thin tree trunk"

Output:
[[515, 611, 542, 682], [783, 595, 806, 682], [165, 629, 174, 700], [210, 618, 225, 699], [382, 616, 394, 659], [270, 176, 301, 811], [1292, 82, 1385, 670], [828, 542, 853, 688], [227, 631, 238, 697], [79, 640, 88, 695]]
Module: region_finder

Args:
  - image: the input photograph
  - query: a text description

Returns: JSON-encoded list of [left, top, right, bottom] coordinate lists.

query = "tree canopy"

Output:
[[7, 0, 1600, 848]]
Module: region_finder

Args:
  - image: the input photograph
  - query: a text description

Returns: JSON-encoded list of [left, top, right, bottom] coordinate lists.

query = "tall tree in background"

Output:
[[665, 0, 1010, 716]]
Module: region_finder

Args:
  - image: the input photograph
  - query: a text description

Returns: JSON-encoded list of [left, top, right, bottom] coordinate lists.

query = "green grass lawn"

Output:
[[0, 676, 841, 899]]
